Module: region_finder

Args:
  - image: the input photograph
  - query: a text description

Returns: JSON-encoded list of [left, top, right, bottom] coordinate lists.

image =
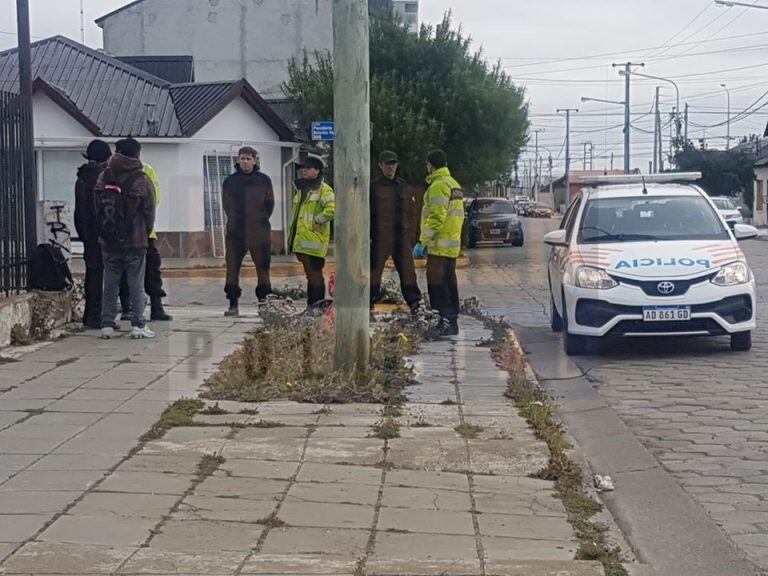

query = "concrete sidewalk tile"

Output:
[[116, 547, 246, 575], [96, 471, 194, 495], [381, 485, 472, 512], [1, 541, 136, 574], [466, 439, 549, 477], [0, 454, 40, 475], [0, 399, 52, 412], [150, 519, 261, 552], [0, 469, 103, 492], [0, 411, 26, 428], [240, 553, 357, 575], [0, 491, 75, 514], [279, 500, 375, 529], [306, 425, 372, 439], [477, 512, 575, 540], [377, 508, 475, 536], [174, 495, 275, 523], [218, 458, 297, 480], [386, 469, 469, 492], [401, 404, 461, 427], [482, 535, 578, 562], [40, 514, 155, 546], [46, 399, 126, 412], [193, 476, 288, 501], [386, 437, 467, 473], [65, 388, 136, 402], [473, 490, 567, 517], [371, 532, 478, 561], [303, 437, 383, 466], [118, 453, 212, 475], [260, 527, 368, 556], [287, 480, 379, 507], [472, 475, 554, 494], [484, 559, 606, 575], [295, 462, 382, 486], [0, 514, 49, 542], [366, 557, 482, 575], [72, 492, 178, 519], [25, 453, 117, 473]]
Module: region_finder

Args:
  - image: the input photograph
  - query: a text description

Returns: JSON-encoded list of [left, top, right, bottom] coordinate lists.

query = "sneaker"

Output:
[[131, 326, 156, 339], [224, 306, 240, 317], [437, 318, 460, 337], [100, 327, 115, 339]]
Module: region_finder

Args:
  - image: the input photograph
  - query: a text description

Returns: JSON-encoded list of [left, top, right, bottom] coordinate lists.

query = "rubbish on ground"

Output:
[[593, 474, 615, 492]]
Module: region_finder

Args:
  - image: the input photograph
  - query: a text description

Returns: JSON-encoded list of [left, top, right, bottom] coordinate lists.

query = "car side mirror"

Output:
[[544, 229, 568, 247], [733, 223, 760, 241]]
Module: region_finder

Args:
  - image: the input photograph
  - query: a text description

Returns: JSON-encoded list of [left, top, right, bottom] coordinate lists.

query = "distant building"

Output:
[[551, 170, 635, 211], [97, 0, 418, 100], [754, 155, 768, 227]]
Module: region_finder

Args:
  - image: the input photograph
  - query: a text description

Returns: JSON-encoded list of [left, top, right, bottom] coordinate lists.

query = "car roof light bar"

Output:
[[581, 172, 702, 186]]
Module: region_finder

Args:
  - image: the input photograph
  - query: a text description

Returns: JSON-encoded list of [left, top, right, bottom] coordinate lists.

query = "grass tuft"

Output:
[[140, 398, 205, 442], [454, 422, 484, 439]]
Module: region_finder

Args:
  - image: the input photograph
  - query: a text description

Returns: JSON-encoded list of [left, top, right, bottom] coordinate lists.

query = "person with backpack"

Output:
[[74, 140, 111, 328], [222, 146, 275, 317], [94, 138, 156, 339]]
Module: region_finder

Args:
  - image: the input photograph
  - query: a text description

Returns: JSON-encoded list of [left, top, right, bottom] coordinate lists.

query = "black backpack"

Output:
[[28, 244, 73, 292], [94, 171, 143, 246]]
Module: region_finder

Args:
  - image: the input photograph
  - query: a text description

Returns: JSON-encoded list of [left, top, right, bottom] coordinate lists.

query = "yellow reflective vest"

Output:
[[419, 167, 464, 258], [288, 179, 335, 258], [143, 163, 160, 240]]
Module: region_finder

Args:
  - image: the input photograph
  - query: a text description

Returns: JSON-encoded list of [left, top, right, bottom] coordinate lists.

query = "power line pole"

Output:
[[548, 155, 553, 210], [684, 102, 689, 143], [721, 83, 731, 150], [558, 108, 578, 206], [653, 87, 660, 174], [332, 0, 371, 372], [532, 128, 544, 202], [80, 0, 86, 44], [612, 61, 644, 173], [17, 0, 37, 265]]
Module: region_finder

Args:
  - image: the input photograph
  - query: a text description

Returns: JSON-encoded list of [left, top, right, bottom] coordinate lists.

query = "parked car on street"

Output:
[[528, 203, 553, 218], [710, 196, 744, 229], [545, 173, 759, 355], [513, 195, 531, 216], [463, 197, 524, 248]]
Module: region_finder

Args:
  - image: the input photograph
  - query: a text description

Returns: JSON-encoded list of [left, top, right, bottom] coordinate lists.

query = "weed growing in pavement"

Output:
[[311, 406, 333, 415], [470, 303, 628, 576], [139, 398, 205, 442], [202, 315, 423, 405], [10, 324, 32, 346], [454, 422, 484, 439], [251, 420, 286, 428], [370, 416, 401, 439], [239, 408, 260, 415], [199, 403, 229, 415], [439, 398, 459, 406], [270, 284, 308, 300], [257, 511, 286, 528], [196, 453, 225, 481]]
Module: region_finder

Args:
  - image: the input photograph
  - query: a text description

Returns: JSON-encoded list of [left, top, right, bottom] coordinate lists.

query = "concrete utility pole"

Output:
[[548, 155, 553, 210], [653, 87, 660, 173], [721, 83, 731, 150], [17, 0, 37, 263], [613, 61, 644, 173], [684, 102, 689, 143], [332, 0, 371, 372], [532, 128, 544, 201], [80, 0, 86, 44], [558, 108, 578, 206]]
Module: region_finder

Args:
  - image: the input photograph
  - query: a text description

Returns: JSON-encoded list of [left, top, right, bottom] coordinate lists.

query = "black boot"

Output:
[[150, 296, 173, 321], [438, 316, 459, 337], [224, 298, 240, 317]]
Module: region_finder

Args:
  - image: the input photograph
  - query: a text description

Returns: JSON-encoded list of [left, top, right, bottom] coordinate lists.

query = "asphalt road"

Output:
[[461, 217, 768, 576]]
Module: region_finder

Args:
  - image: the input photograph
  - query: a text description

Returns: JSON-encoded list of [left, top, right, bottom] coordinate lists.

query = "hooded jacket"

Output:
[[370, 175, 418, 248], [419, 167, 464, 258], [222, 164, 275, 245], [288, 176, 335, 258], [74, 160, 106, 244], [94, 154, 155, 253]]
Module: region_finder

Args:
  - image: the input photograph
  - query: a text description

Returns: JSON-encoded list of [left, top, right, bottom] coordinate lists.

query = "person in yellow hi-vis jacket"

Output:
[[287, 154, 335, 307], [413, 149, 464, 336]]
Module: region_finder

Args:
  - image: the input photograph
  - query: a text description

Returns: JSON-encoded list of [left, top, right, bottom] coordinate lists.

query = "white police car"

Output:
[[545, 173, 759, 355]]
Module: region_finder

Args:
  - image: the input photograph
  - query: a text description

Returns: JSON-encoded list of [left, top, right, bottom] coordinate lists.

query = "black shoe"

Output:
[[438, 318, 459, 337], [408, 302, 421, 316], [150, 297, 173, 321], [224, 298, 240, 317]]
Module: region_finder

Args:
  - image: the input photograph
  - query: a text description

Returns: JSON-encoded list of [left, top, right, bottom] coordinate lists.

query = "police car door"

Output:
[[549, 196, 582, 312]]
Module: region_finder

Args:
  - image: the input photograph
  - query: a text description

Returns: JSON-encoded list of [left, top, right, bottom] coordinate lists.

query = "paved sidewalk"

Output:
[[0, 313, 603, 575]]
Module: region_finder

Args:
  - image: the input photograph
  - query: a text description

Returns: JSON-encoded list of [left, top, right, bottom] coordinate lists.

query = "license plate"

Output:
[[489, 229, 502, 235], [642, 306, 691, 322]]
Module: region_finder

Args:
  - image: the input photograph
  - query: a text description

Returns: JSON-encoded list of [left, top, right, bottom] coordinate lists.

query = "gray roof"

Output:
[[0, 36, 293, 140], [116, 55, 194, 84]]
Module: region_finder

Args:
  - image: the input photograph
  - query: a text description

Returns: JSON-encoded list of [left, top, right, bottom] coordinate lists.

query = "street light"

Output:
[[580, 96, 625, 106], [721, 83, 731, 150], [715, 0, 768, 8], [619, 69, 680, 135]]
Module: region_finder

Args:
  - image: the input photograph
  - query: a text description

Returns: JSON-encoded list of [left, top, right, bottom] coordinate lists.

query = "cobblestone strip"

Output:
[[233, 418, 320, 575], [450, 338, 487, 576]]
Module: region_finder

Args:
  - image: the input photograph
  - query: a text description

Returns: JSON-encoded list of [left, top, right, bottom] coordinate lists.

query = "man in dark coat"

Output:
[[370, 150, 421, 313], [74, 140, 112, 329], [222, 146, 275, 316]]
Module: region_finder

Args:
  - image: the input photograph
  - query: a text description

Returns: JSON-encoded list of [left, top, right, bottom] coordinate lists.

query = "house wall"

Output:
[[33, 93, 94, 140], [100, 0, 334, 99], [754, 167, 768, 227]]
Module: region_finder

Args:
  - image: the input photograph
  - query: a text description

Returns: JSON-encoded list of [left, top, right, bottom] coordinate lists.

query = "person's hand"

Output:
[[413, 243, 427, 259]]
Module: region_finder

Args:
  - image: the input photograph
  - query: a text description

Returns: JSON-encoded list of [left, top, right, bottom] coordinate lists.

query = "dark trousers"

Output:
[[370, 240, 421, 306], [82, 242, 103, 328], [225, 237, 272, 301], [102, 249, 147, 329], [119, 238, 164, 312], [296, 252, 326, 306], [426, 254, 460, 321]]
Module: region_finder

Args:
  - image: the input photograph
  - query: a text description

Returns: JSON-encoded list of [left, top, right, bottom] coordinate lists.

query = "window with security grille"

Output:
[[203, 155, 236, 231]]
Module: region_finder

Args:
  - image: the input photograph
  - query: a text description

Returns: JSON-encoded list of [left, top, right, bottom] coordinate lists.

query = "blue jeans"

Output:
[[101, 249, 147, 329]]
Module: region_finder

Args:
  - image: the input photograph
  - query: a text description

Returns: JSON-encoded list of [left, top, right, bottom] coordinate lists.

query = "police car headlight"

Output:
[[712, 262, 750, 286], [574, 266, 618, 290]]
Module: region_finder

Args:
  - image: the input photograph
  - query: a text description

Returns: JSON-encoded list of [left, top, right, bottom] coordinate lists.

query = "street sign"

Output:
[[311, 121, 335, 142]]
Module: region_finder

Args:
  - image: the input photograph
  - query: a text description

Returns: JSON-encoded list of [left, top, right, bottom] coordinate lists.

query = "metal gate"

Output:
[[203, 155, 235, 258], [0, 90, 29, 295]]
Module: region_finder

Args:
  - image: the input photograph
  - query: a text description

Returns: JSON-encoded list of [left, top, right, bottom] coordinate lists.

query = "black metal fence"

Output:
[[0, 90, 29, 295]]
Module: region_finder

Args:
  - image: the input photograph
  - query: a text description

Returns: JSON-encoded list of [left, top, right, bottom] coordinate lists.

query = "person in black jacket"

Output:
[[370, 150, 422, 313], [222, 146, 275, 316], [74, 140, 112, 329]]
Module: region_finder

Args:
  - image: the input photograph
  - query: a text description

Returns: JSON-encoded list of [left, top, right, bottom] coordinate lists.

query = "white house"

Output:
[[0, 36, 300, 257], [754, 157, 768, 227]]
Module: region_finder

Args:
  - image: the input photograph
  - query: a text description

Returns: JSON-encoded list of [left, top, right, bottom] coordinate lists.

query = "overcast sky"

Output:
[[2, 0, 768, 177]]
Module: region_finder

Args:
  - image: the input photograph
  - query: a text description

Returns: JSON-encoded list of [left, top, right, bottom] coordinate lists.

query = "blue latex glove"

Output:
[[413, 243, 427, 259]]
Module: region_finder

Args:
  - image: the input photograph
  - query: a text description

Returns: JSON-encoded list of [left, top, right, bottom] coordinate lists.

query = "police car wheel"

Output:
[[550, 292, 563, 333], [561, 291, 593, 355], [730, 331, 752, 352]]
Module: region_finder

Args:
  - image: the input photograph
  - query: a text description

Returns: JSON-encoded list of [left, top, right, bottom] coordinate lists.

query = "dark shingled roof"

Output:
[[0, 36, 293, 140], [117, 55, 195, 84]]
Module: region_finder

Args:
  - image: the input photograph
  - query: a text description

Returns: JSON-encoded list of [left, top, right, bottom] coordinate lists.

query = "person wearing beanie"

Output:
[[74, 139, 112, 329], [222, 146, 275, 317], [287, 153, 335, 307], [414, 149, 464, 336], [370, 150, 421, 313]]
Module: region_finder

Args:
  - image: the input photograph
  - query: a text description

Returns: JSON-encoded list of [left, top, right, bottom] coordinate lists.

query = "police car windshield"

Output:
[[475, 200, 516, 214], [578, 195, 729, 244]]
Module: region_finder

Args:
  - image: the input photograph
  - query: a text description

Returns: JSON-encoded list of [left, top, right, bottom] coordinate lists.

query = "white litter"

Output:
[[593, 474, 615, 492]]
